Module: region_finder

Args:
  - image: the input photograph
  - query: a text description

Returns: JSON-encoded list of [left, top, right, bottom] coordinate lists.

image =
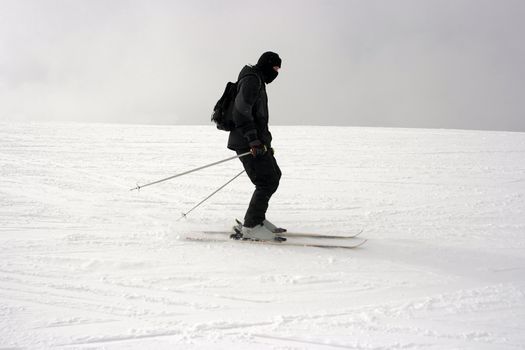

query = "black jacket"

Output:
[[227, 65, 272, 150]]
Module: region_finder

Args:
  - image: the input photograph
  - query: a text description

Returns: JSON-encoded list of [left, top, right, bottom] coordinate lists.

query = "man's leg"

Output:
[[238, 151, 281, 227]]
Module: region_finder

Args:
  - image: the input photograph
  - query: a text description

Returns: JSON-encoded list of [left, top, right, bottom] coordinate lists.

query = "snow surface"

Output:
[[1, 122, 524, 349]]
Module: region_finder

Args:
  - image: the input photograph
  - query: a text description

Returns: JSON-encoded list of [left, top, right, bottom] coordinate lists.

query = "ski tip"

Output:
[[352, 238, 367, 248]]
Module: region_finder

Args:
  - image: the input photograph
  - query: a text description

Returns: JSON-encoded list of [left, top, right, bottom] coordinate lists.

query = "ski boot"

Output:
[[263, 219, 287, 234], [233, 219, 243, 234], [231, 222, 286, 242], [235, 218, 286, 234]]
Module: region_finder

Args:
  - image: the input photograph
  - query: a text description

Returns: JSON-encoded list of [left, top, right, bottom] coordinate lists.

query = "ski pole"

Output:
[[130, 151, 251, 191], [177, 169, 246, 220]]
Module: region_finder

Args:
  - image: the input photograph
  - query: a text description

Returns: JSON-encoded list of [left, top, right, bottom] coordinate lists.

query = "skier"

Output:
[[228, 51, 284, 241]]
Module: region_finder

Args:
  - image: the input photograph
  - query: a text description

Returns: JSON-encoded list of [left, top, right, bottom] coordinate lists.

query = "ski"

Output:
[[231, 218, 363, 239], [200, 229, 363, 240], [278, 229, 363, 239], [185, 236, 367, 249]]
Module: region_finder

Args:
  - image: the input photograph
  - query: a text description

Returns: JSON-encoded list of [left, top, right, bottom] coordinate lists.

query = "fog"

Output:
[[1, 0, 524, 131]]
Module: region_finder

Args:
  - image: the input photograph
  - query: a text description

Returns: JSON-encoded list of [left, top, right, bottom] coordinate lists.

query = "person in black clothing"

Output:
[[228, 52, 283, 237]]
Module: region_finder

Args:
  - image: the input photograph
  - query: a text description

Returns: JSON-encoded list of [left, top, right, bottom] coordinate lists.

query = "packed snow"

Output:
[[1, 122, 524, 349]]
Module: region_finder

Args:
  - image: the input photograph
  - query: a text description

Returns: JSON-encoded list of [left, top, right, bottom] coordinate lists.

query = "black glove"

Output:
[[249, 140, 267, 158]]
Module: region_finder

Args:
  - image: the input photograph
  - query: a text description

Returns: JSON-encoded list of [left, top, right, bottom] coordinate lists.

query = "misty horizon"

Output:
[[1, 0, 524, 132]]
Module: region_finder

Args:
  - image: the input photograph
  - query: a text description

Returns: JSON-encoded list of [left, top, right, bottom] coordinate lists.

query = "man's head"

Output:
[[255, 51, 282, 84]]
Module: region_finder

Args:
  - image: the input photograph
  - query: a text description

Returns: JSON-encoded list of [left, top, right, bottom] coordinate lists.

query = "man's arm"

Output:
[[233, 75, 261, 143]]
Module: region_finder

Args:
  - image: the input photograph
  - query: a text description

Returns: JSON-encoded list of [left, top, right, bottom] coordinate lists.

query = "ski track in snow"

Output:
[[1, 122, 525, 349]]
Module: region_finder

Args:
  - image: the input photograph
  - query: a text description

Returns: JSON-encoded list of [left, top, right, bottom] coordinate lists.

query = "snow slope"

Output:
[[1, 122, 524, 349]]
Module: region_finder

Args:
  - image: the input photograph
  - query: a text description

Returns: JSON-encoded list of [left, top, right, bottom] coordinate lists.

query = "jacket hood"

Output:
[[238, 65, 263, 83]]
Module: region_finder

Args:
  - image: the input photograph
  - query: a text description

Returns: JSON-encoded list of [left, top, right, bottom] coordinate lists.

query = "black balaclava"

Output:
[[255, 51, 282, 84]]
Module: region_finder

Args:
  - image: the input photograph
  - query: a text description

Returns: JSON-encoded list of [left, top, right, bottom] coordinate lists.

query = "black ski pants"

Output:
[[237, 149, 281, 227]]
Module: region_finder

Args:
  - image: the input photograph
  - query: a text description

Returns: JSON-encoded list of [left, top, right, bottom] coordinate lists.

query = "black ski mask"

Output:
[[255, 51, 282, 84]]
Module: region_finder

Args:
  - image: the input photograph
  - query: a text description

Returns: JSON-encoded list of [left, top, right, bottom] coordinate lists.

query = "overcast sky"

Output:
[[1, 0, 524, 131]]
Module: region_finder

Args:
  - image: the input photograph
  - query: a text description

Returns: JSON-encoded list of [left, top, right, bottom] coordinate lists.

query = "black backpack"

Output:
[[211, 81, 238, 131], [211, 74, 261, 131]]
